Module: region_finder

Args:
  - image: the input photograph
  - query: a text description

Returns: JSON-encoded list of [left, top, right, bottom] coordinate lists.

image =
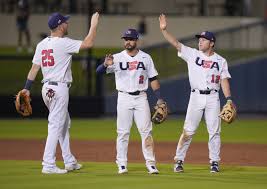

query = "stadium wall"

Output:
[[0, 96, 104, 118], [0, 14, 262, 48], [1, 56, 266, 118]]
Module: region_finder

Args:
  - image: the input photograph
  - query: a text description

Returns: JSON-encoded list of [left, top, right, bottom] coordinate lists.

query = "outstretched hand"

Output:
[[104, 54, 114, 66], [91, 12, 99, 28], [159, 14, 167, 30]]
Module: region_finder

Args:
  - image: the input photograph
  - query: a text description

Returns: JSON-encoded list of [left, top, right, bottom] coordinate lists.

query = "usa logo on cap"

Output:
[[195, 31, 216, 42], [121, 28, 139, 39]]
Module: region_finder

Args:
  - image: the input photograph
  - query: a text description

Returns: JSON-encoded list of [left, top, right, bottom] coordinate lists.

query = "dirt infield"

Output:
[[1, 139, 267, 166]]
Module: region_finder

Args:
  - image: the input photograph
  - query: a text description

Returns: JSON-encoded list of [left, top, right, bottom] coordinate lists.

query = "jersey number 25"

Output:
[[42, 49, 55, 67]]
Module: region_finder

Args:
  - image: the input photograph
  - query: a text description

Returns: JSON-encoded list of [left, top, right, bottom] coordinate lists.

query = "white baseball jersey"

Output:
[[106, 50, 158, 92], [32, 37, 82, 83], [178, 44, 231, 90]]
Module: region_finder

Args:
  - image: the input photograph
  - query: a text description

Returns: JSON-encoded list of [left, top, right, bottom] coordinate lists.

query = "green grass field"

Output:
[[0, 119, 267, 189], [0, 161, 267, 189]]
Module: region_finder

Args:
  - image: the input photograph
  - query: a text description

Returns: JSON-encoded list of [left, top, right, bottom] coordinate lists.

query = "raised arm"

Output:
[[80, 12, 99, 50], [159, 14, 182, 52]]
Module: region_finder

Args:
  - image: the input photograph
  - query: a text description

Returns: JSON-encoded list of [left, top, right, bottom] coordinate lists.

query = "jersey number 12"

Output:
[[211, 74, 220, 84], [42, 49, 55, 67]]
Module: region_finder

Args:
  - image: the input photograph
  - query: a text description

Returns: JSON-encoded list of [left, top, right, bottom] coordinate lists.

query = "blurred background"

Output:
[[0, 0, 267, 118]]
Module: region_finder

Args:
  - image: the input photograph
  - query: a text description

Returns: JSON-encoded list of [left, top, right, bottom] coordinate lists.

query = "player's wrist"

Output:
[[226, 96, 232, 101], [153, 88, 162, 100], [161, 28, 167, 32], [226, 96, 234, 105], [24, 79, 34, 90], [156, 99, 165, 105]]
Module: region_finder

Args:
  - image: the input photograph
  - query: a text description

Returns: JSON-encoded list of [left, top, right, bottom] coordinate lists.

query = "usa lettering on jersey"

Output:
[[177, 44, 231, 90], [119, 61, 146, 70], [195, 57, 219, 71], [106, 50, 158, 92]]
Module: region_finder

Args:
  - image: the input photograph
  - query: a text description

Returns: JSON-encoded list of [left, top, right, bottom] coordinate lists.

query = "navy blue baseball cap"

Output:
[[195, 31, 216, 42], [121, 28, 139, 39], [48, 12, 70, 30]]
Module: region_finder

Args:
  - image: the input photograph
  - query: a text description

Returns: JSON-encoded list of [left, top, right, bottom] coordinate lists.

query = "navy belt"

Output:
[[47, 81, 71, 88], [119, 91, 142, 95], [192, 89, 218, 95]]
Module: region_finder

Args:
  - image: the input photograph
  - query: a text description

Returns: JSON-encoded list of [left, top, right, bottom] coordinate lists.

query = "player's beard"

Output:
[[64, 28, 68, 35], [124, 43, 136, 51]]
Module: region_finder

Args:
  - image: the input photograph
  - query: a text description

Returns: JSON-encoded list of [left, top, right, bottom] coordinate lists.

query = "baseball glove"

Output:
[[151, 100, 168, 124], [219, 100, 237, 124], [15, 90, 32, 116]]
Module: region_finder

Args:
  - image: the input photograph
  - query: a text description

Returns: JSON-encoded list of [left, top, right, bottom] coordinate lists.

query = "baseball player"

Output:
[[96, 29, 165, 174], [20, 12, 100, 174], [16, 0, 32, 53], [159, 14, 234, 173]]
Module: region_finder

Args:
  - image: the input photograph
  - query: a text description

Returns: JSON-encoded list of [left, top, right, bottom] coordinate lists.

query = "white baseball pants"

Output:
[[174, 91, 221, 163], [41, 82, 77, 168], [116, 92, 156, 167]]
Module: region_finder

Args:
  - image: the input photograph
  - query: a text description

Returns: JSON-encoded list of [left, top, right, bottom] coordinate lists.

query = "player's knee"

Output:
[[145, 135, 154, 150], [209, 131, 220, 140], [140, 129, 152, 137], [182, 130, 193, 141], [177, 130, 193, 149], [117, 129, 130, 139]]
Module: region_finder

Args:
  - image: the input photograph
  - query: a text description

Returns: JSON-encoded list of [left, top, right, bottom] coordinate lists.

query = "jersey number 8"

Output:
[[42, 49, 55, 67]]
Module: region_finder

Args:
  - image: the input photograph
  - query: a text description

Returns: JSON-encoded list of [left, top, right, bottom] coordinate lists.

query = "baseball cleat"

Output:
[[210, 161, 219, 173], [42, 167, 68, 174], [65, 163, 83, 171], [174, 160, 184, 173], [147, 165, 159, 174], [118, 165, 128, 174]]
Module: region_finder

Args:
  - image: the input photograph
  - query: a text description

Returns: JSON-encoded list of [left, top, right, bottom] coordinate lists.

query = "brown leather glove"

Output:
[[151, 100, 168, 124], [15, 90, 32, 116], [219, 100, 237, 124]]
